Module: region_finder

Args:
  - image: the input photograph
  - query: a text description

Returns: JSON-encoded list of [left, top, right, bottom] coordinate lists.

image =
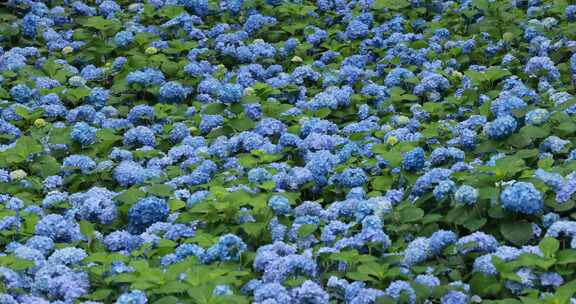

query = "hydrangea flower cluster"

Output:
[[1, 0, 576, 303]]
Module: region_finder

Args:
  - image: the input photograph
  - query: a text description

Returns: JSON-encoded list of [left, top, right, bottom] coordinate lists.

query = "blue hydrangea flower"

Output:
[[433, 180, 456, 201], [70, 122, 97, 146], [35, 214, 82, 243], [114, 31, 134, 47], [500, 182, 543, 215], [62, 155, 96, 173], [441, 291, 469, 304], [290, 280, 329, 304], [128, 196, 169, 233], [524, 56, 560, 81], [336, 168, 368, 188], [346, 19, 370, 40], [32, 264, 90, 301], [525, 108, 549, 125], [253, 283, 291, 303], [113, 160, 161, 186], [127, 68, 165, 86], [159, 81, 190, 103], [201, 234, 247, 263], [268, 195, 292, 215], [385, 280, 416, 304], [540, 272, 564, 287], [200, 114, 224, 134], [491, 94, 527, 118], [213, 284, 234, 296], [123, 126, 156, 147], [115, 290, 147, 304], [10, 84, 33, 103], [415, 274, 440, 288], [217, 83, 243, 104], [243, 14, 277, 35], [457, 231, 498, 254], [103, 230, 143, 253], [454, 185, 479, 205], [402, 147, 425, 172], [484, 115, 517, 139]]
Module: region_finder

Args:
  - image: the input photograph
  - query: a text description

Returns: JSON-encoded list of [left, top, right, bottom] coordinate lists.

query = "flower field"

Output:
[[2, 0, 576, 303]]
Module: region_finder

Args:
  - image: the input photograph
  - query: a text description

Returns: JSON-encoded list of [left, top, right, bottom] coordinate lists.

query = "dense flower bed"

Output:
[[2, 0, 576, 303]]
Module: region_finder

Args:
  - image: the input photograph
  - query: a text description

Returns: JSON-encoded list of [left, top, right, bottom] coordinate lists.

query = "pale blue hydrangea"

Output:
[[500, 182, 543, 215], [533, 169, 564, 191], [128, 197, 169, 234], [525, 108, 549, 125], [35, 214, 82, 242], [127, 68, 165, 86], [524, 56, 560, 81], [213, 284, 234, 296], [402, 147, 425, 172], [159, 81, 190, 103], [457, 231, 498, 254], [385, 280, 416, 304], [441, 291, 469, 304], [115, 290, 147, 304], [454, 185, 478, 205], [415, 274, 440, 287], [62, 155, 96, 173], [433, 180, 456, 201], [113, 160, 161, 187], [290, 280, 329, 304], [70, 122, 97, 146], [201, 234, 247, 264], [47, 247, 87, 266], [268, 195, 292, 215], [484, 115, 517, 139], [123, 126, 156, 147]]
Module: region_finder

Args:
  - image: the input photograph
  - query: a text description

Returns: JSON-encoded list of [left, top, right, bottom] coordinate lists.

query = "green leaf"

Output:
[[67, 87, 91, 101], [242, 222, 265, 238], [80, 220, 95, 238], [399, 207, 424, 222], [0, 136, 43, 166], [495, 156, 526, 178], [372, 176, 393, 191], [88, 289, 113, 300], [374, 150, 403, 167], [519, 296, 543, 304], [49, 126, 71, 145], [156, 281, 189, 294], [484, 67, 511, 82], [76, 16, 121, 35], [168, 199, 186, 212], [346, 271, 374, 281], [228, 117, 255, 132], [556, 121, 576, 135], [259, 180, 276, 191], [470, 273, 501, 297], [204, 103, 226, 114], [554, 279, 576, 303], [148, 184, 173, 197], [31, 156, 60, 177], [297, 224, 317, 238], [10, 258, 35, 270], [500, 220, 533, 245], [539, 237, 560, 258], [158, 5, 186, 18], [519, 125, 549, 139], [506, 133, 531, 148], [372, 0, 409, 9], [557, 249, 576, 265], [153, 296, 180, 304], [115, 187, 146, 205]]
